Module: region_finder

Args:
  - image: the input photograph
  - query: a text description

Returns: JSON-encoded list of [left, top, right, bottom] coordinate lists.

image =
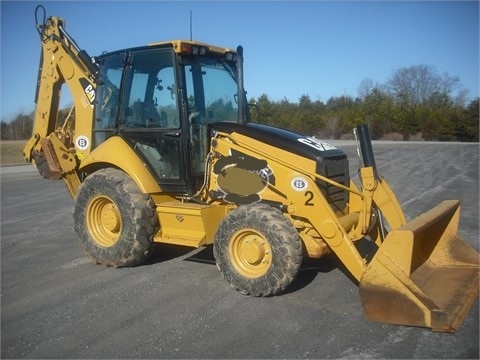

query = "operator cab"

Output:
[[93, 41, 245, 195]]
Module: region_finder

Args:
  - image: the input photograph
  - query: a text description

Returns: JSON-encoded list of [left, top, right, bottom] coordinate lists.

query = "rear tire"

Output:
[[73, 168, 158, 267], [214, 203, 303, 296]]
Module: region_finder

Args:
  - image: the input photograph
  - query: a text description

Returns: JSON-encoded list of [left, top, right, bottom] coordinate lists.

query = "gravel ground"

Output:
[[1, 141, 478, 359]]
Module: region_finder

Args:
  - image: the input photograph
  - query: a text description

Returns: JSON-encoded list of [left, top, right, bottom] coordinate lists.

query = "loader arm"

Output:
[[210, 124, 478, 332], [23, 5, 99, 197]]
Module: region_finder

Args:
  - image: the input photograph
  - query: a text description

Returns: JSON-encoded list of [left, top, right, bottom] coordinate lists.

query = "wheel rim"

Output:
[[86, 195, 121, 247], [229, 229, 272, 278]]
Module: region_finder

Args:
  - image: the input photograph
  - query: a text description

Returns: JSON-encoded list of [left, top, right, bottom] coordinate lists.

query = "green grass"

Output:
[[1, 140, 27, 166]]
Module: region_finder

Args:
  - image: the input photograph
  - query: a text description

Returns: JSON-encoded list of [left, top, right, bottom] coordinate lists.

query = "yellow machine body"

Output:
[[24, 6, 478, 333]]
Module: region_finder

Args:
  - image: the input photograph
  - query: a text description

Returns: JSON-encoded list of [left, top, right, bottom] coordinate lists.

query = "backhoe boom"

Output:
[[23, 5, 98, 195]]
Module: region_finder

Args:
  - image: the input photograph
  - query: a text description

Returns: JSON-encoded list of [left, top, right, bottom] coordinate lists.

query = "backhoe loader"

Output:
[[24, 5, 478, 332]]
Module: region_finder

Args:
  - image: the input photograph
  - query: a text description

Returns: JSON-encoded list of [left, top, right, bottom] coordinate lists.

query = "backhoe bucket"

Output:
[[359, 200, 479, 332]]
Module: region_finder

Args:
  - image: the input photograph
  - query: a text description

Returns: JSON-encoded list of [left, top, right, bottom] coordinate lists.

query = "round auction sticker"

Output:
[[76, 135, 89, 150], [291, 177, 308, 191]]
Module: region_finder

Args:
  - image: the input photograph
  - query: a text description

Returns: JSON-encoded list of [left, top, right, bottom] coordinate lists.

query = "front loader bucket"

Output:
[[359, 200, 479, 332]]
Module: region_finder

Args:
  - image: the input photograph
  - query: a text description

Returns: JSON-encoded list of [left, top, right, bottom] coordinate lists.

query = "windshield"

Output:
[[181, 56, 238, 175], [183, 56, 238, 123]]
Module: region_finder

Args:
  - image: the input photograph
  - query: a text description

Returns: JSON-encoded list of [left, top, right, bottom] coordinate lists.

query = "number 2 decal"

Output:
[[304, 191, 314, 206]]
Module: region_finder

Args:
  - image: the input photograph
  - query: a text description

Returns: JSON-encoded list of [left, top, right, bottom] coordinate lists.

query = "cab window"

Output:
[[122, 49, 179, 129], [93, 52, 124, 148]]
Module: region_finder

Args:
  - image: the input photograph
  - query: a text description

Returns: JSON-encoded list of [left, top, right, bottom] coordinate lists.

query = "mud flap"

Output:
[[359, 200, 479, 332]]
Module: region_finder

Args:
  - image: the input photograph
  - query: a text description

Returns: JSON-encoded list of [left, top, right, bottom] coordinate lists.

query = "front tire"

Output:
[[214, 203, 303, 296], [73, 168, 158, 267]]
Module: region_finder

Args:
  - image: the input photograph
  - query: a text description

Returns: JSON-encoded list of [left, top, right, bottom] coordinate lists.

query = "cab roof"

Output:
[[148, 39, 236, 55]]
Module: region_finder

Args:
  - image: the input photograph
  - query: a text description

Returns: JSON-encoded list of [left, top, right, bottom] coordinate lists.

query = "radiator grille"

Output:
[[316, 154, 349, 212]]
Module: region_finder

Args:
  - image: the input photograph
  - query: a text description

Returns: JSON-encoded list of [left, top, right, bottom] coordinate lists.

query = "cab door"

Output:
[[116, 47, 193, 194]]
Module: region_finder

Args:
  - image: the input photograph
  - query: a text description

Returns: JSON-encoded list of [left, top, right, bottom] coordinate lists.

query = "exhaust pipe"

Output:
[[236, 45, 248, 125], [355, 124, 377, 176]]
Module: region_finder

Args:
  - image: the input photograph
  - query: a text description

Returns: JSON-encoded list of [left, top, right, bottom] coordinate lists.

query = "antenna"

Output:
[[189, 10, 193, 40]]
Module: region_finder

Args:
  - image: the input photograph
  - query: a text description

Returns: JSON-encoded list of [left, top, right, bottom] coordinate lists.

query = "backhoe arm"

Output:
[[23, 5, 99, 197]]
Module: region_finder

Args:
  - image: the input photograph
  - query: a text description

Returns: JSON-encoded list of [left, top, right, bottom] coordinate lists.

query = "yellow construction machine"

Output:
[[24, 6, 478, 332]]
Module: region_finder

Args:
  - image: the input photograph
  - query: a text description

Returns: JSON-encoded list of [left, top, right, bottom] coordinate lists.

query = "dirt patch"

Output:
[[1, 140, 27, 166]]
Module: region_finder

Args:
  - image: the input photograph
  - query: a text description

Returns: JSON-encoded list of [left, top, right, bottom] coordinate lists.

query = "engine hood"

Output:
[[211, 122, 344, 161]]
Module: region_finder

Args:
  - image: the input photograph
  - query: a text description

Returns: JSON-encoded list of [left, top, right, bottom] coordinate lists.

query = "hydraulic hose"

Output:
[[35, 5, 46, 38]]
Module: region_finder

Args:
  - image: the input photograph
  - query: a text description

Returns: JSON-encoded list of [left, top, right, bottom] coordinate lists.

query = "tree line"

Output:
[[2, 64, 478, 142], [249, 65, 478, 142]]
